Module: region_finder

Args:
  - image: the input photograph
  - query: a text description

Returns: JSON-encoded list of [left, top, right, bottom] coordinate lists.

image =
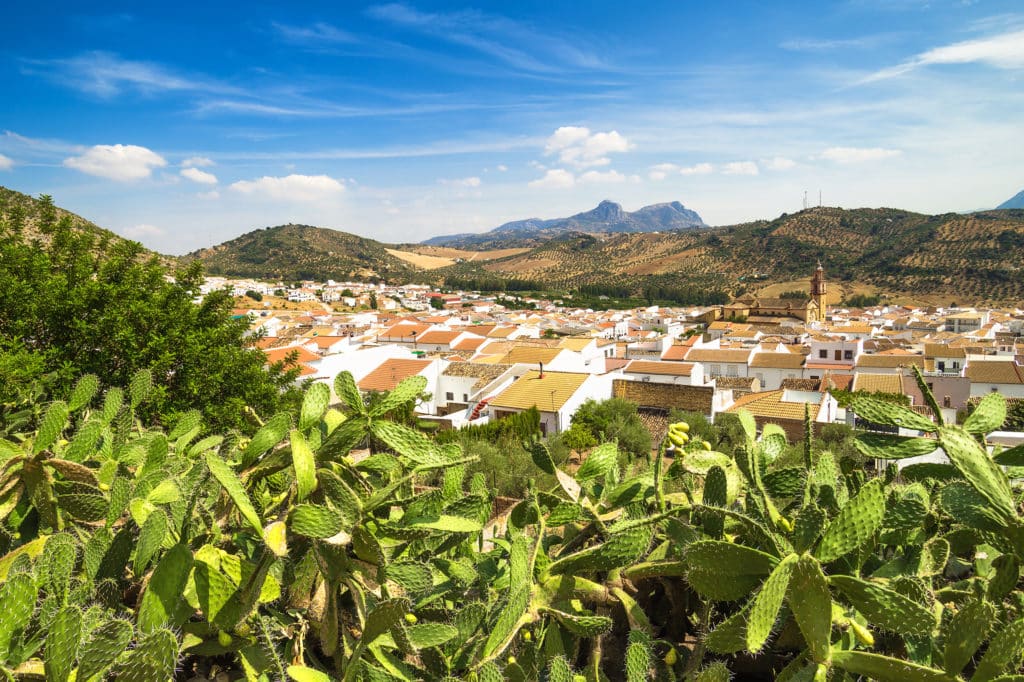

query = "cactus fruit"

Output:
[[815, 478, 885, 563]]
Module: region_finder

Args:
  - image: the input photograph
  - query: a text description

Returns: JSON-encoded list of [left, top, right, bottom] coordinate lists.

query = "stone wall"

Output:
[[612, 380, 714, 414]]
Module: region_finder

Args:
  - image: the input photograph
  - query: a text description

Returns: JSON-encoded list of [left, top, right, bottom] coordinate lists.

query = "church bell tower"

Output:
[[811, 262, 827, 322]]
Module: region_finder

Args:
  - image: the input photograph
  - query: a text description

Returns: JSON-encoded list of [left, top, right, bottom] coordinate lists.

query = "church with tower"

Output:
[[720, 263, 828, 324]]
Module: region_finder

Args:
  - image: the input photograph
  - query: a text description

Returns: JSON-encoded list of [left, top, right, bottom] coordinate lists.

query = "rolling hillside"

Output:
[[434, 207, 1024, 302], [183, 223, 425, 283], [0, 186, 128, 248]]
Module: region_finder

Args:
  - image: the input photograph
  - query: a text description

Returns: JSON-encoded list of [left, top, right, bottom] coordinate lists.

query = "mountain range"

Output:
[[421, 200, 704, 248], [998, 189, 1024, 210]]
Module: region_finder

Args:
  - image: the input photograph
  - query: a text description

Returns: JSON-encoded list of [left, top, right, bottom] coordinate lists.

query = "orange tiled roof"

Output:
[[417, 330, 461, 345], [749, 352, 805, 369], [264, 346, 320, 366], [358, 358, 432, 392], [727, 390, 814, 420], [662, 345, 689, 361], [686, 348, 753, 363], [624, 360, 695, 376]]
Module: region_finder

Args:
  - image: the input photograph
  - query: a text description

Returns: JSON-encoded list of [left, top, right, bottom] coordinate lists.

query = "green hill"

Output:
[[183, 223, 424, 283], [0, 186, 125, 247]]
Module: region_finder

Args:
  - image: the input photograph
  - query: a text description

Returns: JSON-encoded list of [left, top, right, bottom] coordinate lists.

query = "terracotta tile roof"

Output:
[[716, 376, 758, 389], [686, 348, 753, 364], [297, 364, 319, 376], [781, 378, 822, 391], [924, 343, 966, 358], [358, 358, 432, 392], [558, 337, 596, 351], [489, 370, 590, 412], [709, 321, 752, 331], [965, 361, 1024, 385], [488, 326, 516, 338], [417, 330, 461, 345], [263, 346, 321, 366], [451, 336, 487, 352], [852, 373, 903, 394], [856, 354, 924, 369], [805, 362, 854, 371], [606, 357, 630, 372], [726, 390, 812, 420], [824, 374, 855, 391], [499, 347, 563, 365], [624, 360, 695, 376], [378, 323, 431, 342], [662, 345, 689, 361], [305, 336, 347, 349], [750, 352, 805, 369]]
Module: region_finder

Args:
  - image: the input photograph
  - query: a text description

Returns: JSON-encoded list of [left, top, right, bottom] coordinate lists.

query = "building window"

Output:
[[445, 392, 454, 401], [726, 365, 738, 377], [819, 349, 827, 359], [844, 350, 853, 360], [463, 394, 469, 402]]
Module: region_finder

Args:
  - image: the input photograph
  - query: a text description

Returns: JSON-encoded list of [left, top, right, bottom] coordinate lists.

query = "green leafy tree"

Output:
[[0, 211, 299, 431], [570, 397, 651, 457]]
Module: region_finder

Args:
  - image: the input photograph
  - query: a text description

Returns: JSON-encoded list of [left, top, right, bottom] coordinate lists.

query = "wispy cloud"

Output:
[[528, 168, 575, 189], [819, 146, 902, 163], [780, 34, 893, 51], [862, 28, 1024, 82], [0, 154, 14, 171], [22, 51, 241, 97], [272, 21, 357, 44], [181, 156, 215, 168], [123, 223, 164, 238], [366, 3, 607, 74], [440, 176, 481, 187]]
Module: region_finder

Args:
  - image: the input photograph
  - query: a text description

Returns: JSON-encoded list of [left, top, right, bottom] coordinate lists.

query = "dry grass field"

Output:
[[387, 246, 532, 269]]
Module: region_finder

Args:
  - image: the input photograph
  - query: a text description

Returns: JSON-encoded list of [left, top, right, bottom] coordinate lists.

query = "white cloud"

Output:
[[229, 174, 345, 201], [863, 28, 1024, 82], [63, 144, 167, 181], [648, 163, 678, 181], [680, 162, 714, 176], [764, 156, 796, 170], [496, 164, 508, 172], [181, 156, 214, 167], [722, 161, 760, 176], [528, 168, 575, 189], [123, 224, 164, 238], [441, 176, 482, 187], [579, 169, 627, 184], [820, 146, 902, 163], [180, 167, 218, 185], [197, 190, 220, 200], [543, 126, 633, 168], [0, 154, 13, 171]]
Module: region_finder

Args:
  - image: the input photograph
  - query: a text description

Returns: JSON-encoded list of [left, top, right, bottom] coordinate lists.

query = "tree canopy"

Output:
[[0, 197, 300, 431]]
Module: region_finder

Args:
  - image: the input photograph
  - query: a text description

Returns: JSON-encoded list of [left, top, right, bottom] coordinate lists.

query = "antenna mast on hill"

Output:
[[803, 191, 808, 210], [819, 190, 822, 207]]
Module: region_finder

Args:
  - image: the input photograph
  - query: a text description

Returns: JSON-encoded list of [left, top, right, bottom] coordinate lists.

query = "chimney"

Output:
[[538, 361, 544, 379]]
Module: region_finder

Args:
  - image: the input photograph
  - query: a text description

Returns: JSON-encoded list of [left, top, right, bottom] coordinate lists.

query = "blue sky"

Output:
[[1, 1, 1022, 254]]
